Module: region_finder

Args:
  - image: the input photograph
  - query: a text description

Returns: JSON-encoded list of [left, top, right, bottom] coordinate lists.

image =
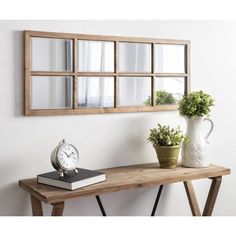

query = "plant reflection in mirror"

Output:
[[144, 90, 177, 105]]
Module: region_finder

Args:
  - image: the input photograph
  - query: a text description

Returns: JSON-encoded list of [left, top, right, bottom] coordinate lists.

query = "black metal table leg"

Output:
[[151, 185, 164, 216], [96, 195, 106, 216], [95, 186, 163, 216]]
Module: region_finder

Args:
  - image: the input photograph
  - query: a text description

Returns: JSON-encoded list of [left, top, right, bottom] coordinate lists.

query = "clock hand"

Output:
[[68, 152, 75, 157], [63, 151, 69, 157]]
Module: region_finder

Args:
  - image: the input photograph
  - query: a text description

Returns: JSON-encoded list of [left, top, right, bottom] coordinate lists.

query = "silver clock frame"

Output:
[[51, 139, 79, 177]]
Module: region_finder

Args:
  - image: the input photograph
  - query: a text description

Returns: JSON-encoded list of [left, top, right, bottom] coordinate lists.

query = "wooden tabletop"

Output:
[[19, 163, 230, 204]]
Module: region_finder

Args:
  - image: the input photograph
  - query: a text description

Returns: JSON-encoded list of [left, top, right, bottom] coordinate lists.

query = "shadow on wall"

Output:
[[0, 183, 30, 216], [103, 114, 157, 168], [14, 31, 24, 117], [0, 158, 33, 216]]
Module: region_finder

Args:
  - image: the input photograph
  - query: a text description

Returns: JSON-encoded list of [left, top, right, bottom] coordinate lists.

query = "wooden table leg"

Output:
[[30, 195, 43, 216], [51, 202, 64, 216], [203, 176, 222, 216], [183, 181, 201, 216]]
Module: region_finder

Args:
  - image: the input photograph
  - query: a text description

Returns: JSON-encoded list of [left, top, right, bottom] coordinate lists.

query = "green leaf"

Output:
[[148, 123, 187, 146], [178, 90, 214, 118], [144, 90, 177, 105]]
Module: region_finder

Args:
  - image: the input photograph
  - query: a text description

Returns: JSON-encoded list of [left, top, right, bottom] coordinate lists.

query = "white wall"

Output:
[[0, 20, 235, 216]]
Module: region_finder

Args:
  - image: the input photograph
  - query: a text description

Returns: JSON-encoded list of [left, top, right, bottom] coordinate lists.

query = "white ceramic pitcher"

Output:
[[181, 116, 214, 168]]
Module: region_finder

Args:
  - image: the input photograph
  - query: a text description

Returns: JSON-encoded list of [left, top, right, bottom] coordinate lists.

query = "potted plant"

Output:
[[178, 90, 214, 167], [148, 124, 187, 169]]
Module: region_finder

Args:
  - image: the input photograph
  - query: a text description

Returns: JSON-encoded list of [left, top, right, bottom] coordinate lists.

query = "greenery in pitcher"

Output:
[[148, 123, 187, 146], [178, 90, 214, 118], [144, 90, 177, 105]]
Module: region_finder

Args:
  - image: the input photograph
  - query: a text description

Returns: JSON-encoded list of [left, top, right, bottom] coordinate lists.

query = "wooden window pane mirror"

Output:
[[24, 30, 190, 116]]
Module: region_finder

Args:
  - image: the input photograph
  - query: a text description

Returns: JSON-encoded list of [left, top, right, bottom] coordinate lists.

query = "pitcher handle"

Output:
[[204, 117, 214, 144]]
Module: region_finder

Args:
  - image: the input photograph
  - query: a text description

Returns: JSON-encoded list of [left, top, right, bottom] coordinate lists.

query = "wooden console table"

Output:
[[19, 163, 230, 216]]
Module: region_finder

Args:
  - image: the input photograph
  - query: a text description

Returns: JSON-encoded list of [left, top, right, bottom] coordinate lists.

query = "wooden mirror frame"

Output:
[[24, 30, 190, 116]]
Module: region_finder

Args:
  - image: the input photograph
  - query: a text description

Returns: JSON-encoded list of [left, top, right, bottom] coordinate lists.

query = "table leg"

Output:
[[51, 202, 64, 216], [96, 195, 106, 216], [151, 185, 164, 216], [203, 176, 222, 216], [183, 181, 201, 216], [30, 195, 43, 216]]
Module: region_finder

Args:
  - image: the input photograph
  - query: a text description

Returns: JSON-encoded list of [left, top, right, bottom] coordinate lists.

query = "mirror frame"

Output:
[[24, 30, 190, 116]]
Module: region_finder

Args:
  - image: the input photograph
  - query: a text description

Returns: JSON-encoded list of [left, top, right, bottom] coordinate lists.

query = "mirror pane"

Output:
[[77, 77, 114, 108], [31, 76, 73, 109], [78, 40, 114, 72], [155, 77, 185, 105], [31, 38, 73, 71], [119, 43, 152, 73], [156, 44, 185, 73], [119, 77, 151, 106]]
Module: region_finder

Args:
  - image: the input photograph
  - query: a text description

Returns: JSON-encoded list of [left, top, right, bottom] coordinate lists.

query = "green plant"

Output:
[[178, 90, 214, 118], [148, 124, 187, 146], [144, 90, 177, 105]]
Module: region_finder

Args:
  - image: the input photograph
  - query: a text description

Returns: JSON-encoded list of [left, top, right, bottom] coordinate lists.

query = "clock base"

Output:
[[58, 168, 78, 178]]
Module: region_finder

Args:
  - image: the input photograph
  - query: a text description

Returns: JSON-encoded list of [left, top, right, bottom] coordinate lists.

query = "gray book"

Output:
[[37, 168, 106, 191]]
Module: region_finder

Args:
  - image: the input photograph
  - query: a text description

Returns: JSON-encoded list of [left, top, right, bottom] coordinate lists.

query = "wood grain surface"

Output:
[[184, 181, 201, 216], [19, 163, 230, 204]]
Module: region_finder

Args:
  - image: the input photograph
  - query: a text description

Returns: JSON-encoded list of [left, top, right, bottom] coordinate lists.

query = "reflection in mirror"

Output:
[[31, 76, 72, 109], [119, 77, 151, 107], [77, 77, 114, 108], [119, 43, 152, 73], [78, 40, 114, 72], [155, 77, 185, 105], [31, 38, 73, 71], [156, 45, 185, 73]]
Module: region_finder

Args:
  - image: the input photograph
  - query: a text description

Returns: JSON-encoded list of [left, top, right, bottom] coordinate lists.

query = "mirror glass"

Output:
[[156, 44, 185, 73], [31, 38, 73, 71], [119, 43, 152, 73], [31, 76, 73, 109], [119, 77, 151, 106], [78, 40, 114, 72], [155, 77, 185, 105], [77, 77, 114, 108]]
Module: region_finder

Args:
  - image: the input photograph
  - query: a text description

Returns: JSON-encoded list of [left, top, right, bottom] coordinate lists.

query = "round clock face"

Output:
[[57, 144, 79, 170]]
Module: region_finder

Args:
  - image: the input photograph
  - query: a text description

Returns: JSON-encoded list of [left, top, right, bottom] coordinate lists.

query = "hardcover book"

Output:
[[37, 168, 106, 191]]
